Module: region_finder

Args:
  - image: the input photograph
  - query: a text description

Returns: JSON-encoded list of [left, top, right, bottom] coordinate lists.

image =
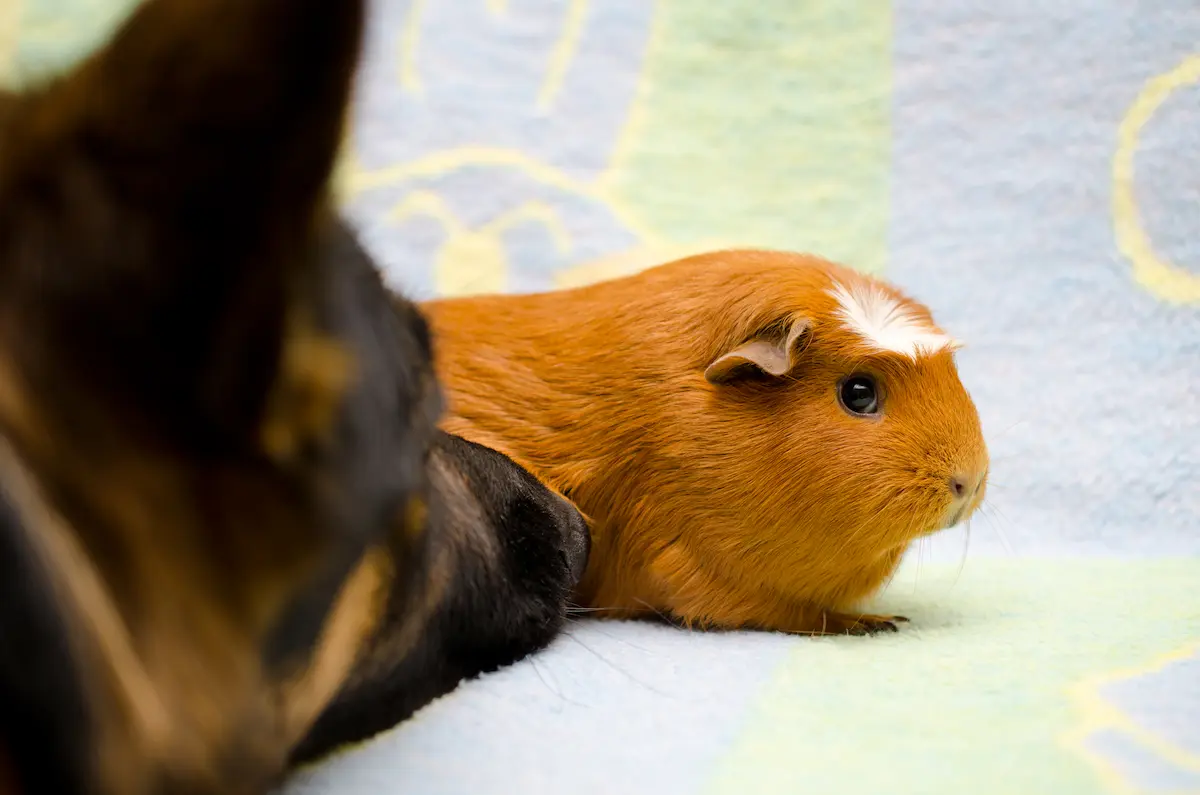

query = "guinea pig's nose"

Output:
[[949, 476, 968, 499], [948, 471, 985, 503]]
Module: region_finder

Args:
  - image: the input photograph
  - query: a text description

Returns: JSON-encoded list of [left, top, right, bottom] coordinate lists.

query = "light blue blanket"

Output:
[[5, 2, 1198, 793]]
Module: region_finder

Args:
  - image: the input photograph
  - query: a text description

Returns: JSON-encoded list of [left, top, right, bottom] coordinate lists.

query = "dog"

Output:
[[0, 0, 588, 793]]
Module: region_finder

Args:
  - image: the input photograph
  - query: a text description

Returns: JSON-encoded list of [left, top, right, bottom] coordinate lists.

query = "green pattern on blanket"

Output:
[[604, 2, 891, 273], [709, 560, 1200, 795]]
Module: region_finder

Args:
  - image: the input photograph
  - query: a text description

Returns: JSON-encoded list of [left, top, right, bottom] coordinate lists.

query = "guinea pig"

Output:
[[421, 249, 989, 636]]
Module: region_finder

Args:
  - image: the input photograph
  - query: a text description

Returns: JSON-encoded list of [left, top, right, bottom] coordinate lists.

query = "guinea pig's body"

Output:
[[423, 250, 989, 635]]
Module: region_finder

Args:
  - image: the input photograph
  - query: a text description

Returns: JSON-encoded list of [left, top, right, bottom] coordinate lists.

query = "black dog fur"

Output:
[[0, 0, 588, 793]]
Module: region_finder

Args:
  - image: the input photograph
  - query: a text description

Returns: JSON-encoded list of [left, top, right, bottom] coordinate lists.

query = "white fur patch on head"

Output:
[[828, 281, 960, 359]]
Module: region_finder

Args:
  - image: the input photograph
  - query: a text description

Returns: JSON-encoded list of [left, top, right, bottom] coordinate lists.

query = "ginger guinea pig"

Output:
[[421, 250, 988, 635]]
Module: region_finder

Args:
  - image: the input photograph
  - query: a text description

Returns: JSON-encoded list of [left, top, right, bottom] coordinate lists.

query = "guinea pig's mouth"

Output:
[[943, 504, 969, 529], [941, 491, 986, 531]]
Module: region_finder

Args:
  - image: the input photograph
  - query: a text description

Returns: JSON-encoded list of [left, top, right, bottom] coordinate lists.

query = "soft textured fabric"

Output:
[[4, 2, 1198, 793]]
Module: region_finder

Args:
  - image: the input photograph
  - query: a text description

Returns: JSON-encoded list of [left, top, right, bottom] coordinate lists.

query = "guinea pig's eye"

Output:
[[839, 375, 879, 416]]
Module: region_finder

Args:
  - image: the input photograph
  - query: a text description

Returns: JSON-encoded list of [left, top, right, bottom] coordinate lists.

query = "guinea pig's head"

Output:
[[700, 258, 988, 557]]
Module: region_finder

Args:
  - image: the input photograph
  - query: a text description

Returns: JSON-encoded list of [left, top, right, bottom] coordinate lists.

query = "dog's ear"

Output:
[[704, 316, 812, 385], [0, 0, 364, 450]]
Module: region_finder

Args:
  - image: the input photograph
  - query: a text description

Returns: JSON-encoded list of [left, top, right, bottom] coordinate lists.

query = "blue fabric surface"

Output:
[[3, 2, 1198, 793]]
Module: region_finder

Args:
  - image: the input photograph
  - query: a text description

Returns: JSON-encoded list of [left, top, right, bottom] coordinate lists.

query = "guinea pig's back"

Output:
[[421, 249, 856, 365], [417, 247, 890, 465]]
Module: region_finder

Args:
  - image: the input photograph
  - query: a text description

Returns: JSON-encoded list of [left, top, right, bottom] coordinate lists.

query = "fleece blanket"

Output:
[[4, 2, 1199, 793]]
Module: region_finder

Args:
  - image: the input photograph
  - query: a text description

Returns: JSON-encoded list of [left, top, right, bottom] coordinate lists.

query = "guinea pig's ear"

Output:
[[704, 317, 812, 385]]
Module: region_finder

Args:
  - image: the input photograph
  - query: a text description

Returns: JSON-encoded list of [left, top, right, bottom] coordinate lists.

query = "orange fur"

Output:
[[423, 249, 989, 634]]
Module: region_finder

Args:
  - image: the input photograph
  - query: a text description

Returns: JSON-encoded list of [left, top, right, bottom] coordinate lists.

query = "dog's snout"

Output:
[[561, 509, 590, 588]]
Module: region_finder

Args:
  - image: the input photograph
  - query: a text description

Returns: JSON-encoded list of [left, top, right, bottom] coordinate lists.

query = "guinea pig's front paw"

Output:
[[818, 612, 910, 636]]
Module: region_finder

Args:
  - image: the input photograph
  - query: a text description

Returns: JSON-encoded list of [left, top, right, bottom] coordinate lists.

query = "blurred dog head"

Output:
[[0, 0, 442, 792]]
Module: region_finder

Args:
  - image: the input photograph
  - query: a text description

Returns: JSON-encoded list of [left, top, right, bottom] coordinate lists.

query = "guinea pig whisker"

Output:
[[880, 557, 904, 592], [982, 500, 1014, 535], [632, 597, 678, 627], [983, 454, 1023, 465], [911, 536, 924, 592], [993, 418, 1030, 438], [951, 519, 971, 587], [565, 605, 637, 614], [580, 623, 657, 655], [978, 502, 1016, 556], [562, 631, 669, 697], [527, 655, 572, 706]]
